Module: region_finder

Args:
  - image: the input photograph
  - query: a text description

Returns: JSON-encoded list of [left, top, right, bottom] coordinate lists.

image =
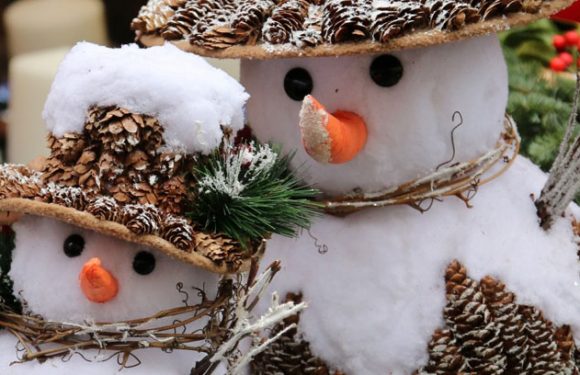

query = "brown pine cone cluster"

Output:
[[133, 0, 536, 49], [417, 260, 579, 375], [41, 106, 193, 215], [0, 165, 42, 200]]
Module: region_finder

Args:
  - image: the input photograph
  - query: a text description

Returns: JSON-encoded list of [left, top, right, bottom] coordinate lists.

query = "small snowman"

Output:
[[135, 1, 580, 374], [0, 42, 274, 375]]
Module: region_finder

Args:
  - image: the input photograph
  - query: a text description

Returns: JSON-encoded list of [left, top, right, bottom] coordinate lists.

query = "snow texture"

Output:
[[259, 157, 580, 375], [241, 35, 508, 194], [243, 35, 580, 373], [43, 42, 249, 154]]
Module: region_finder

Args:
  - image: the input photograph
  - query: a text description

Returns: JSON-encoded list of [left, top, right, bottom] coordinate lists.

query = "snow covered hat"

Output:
[[0, 42, 259, 275], [132, 0, 574, 59]]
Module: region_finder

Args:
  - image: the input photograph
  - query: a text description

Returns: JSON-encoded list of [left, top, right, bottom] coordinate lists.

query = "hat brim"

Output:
[[138, 0, 573, 60], [0, 198, 260, 274]]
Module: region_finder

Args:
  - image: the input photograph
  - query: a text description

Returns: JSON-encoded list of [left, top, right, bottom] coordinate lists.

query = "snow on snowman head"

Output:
[[0, 42, 256, 324], [134, 0, 573, 197]]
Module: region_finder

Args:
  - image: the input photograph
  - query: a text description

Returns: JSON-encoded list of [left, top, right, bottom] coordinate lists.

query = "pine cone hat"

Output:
[[133, 0, 574, 59], [0, 42, 259, 274]]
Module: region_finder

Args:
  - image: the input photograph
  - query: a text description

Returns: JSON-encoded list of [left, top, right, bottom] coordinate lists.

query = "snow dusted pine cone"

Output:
[[416, 261, 580, 375], [370, 1, 428, 42], [426, 0, 480, 30], [321, 0, 371, 43]]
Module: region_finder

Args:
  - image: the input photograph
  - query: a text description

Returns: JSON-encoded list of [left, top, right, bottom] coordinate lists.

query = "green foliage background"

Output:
[[501, 20, 578, 171]]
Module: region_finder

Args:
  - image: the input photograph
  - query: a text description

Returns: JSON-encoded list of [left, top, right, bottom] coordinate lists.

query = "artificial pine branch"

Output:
[[188, 142, 320, 245]]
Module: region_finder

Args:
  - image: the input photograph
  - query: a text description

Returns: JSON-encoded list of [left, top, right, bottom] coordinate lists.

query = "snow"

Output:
[[258, 157, 580, 374], [241, 35, 508, 194], [43, 42, 249, 154]]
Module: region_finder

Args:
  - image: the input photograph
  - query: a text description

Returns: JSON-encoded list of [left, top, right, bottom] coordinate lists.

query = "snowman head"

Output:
[[242, 35, 508, 193], [10, 215, 219, 323], [132, 0, 574, 195]]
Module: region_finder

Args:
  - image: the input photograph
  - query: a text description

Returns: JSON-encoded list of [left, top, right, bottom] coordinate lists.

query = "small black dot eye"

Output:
[[133, 251, 156, 275], [63, 234, 84, 258], [370, 55, 403, 87], [284, 67, 313, 101]]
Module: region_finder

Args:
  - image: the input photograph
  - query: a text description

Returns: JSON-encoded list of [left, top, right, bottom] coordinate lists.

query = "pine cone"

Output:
[[370, 1, 428, 43], [321, 0, 371, 43], [193, 232, 244, 270], [47, 133, 86, 164], [121, 204, 161, 235], [444, 260, 506, 374], [131, 0, 186, 34], [0, 166, 42, 200], [520, 306, 567, 374], [41, 183, 88, 210], [480, 276, 529, 373], [420, 329, 467, 374], [554, 325, 579, 373], [263, 0, 310, 44], [86, 196, 121, 222], [252, 293, 334, 375], [161, 215, 194, 250], [467, 0, 523, 20], [426, 0, 480, 30], [156, 176, 188, 215], [294, 4, 323, 47], [161, 0, 218, 40]]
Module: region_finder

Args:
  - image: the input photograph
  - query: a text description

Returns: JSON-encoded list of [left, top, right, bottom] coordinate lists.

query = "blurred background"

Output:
[[0, 0, 578, 173]]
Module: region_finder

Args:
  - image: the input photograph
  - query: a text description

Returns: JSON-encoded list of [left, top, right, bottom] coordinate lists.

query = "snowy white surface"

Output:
[[258, 157, 580, 375], [241, 35, 508, 194], [43, 42, 249, 154]]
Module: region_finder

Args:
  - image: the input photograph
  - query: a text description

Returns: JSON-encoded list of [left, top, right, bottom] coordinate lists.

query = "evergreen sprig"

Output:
[[188, 143, 320, 245]]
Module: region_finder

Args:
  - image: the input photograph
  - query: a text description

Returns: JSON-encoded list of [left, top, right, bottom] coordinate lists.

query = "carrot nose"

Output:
[[299, 95, 367, 164], [79, 257, 118, 303]]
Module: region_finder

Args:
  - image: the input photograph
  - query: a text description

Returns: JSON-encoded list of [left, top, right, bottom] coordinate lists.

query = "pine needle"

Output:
[[188, 143, 320, 245]]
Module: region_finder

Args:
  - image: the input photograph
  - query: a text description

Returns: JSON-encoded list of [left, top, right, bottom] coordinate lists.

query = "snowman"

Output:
[[0, 42, 262, 375], [134, 0, 580, 374]]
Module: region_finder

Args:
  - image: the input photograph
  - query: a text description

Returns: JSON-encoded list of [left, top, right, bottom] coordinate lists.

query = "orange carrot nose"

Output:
[[299, 95, 367, 164], [79, 257, 119, 303]]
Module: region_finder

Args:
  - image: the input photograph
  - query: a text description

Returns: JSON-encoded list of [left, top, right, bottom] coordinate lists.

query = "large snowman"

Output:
[[134, 0, 580, 374], [0, 42, 258, 374]]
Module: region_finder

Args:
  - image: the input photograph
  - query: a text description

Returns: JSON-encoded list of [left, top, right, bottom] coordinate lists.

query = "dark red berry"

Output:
[[560, 51, 574, 65], [564, 30, 580, 46], [553, 34, 567, 50]]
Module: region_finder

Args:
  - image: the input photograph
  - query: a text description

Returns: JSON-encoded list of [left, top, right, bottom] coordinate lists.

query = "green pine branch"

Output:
[[188, 143, 320, 246]]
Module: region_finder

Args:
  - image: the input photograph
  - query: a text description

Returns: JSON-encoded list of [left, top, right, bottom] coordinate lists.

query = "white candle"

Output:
[[4, 0, 108, 57], [8, 47, 71, 163]]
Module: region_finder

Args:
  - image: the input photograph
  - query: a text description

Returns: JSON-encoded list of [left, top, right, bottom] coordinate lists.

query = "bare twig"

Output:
[[536, 72, 580, 230]]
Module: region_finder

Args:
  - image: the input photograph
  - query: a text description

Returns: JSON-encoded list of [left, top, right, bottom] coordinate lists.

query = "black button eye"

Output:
[[133, 251, 156, 275], [63, 234, 84, 258], [370, 55, 403, 87], [284, 67, 313, 101]]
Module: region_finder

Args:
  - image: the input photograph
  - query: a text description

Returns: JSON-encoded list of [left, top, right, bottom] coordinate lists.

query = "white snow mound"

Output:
[[42, 42, 249, 154]]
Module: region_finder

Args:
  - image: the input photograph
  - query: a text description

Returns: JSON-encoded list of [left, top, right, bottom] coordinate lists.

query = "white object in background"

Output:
[[8, 47, 70, 164], [206, 57, 240, 81], [4, 0, 108, 57]]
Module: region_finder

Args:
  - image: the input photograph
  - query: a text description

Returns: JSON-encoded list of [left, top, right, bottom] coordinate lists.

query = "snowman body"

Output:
[[0, 215, 223, 374], [242, 35, 580, 374]]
